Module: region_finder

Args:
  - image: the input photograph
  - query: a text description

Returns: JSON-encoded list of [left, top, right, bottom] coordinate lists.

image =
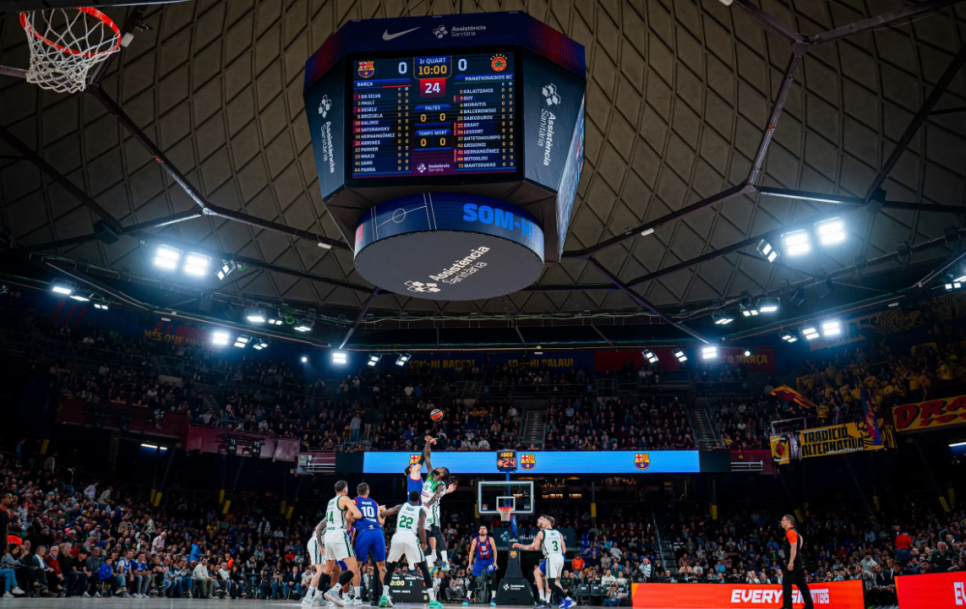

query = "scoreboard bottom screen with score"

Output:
[[497, 450, 517, 471], [351, 51, 517, 179]]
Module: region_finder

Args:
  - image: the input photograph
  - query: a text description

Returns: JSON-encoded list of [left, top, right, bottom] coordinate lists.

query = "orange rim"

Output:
[[20, 7, 121, 59]]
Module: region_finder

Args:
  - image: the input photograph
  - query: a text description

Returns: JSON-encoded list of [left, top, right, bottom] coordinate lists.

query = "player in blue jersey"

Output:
[[353, 483, 387, 606], [464, 525, 498, 606]]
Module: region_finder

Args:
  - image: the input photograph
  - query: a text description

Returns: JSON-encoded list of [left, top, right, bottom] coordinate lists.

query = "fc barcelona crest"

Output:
[[409, 454, 421, 466], [358, 60, 375, 78], [634, 453, 650, 470], [521, 454, 535, 471]]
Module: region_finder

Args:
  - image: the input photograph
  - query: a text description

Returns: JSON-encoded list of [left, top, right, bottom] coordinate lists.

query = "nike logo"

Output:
[[382, 27, 419, 41]]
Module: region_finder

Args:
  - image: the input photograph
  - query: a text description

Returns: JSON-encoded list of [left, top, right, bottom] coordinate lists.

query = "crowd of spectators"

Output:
[[545, 397, 694, 451]]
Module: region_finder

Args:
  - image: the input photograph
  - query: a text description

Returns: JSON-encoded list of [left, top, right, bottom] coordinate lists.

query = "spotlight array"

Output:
[[713, 311, 734, 325], [234, 335, 250, 349], [367, 353, 382, 367], [781, 229, 811, 256], [779, 331, 798, 343], [757, 239, 779, 263], [212, 330, 231, 346], [332, 351, 348, 365], [642, 349, 659, 364], [395, 353, 412, 367], [701, 345, 718, 360], [218, 260, 236, 280]]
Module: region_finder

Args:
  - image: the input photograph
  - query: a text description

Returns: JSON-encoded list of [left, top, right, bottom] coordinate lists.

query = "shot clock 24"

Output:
[[496, 451, 517, 472], [350, 51, 517, 179]]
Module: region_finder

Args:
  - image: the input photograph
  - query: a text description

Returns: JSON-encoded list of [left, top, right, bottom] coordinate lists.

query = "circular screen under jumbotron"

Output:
[[354, 193, 545, 301]]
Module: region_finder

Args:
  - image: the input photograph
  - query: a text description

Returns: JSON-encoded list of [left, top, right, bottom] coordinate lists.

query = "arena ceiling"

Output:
[[1, 0, 966, 349]]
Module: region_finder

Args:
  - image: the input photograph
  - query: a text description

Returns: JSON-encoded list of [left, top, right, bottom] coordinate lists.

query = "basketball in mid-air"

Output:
[[431, 409, 443, 421]]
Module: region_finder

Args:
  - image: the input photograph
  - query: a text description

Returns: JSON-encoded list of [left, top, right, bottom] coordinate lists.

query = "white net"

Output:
[[20, 7, 121, 94]]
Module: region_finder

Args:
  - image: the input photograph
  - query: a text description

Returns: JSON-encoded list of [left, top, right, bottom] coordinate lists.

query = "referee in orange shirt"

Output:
[[780, 515, 814, 609]]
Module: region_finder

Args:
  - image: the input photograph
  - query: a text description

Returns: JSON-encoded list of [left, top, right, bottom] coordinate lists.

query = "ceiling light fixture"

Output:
[[252, 338, 269, 351], [822, 320, 841, 337], [642, 349, 659, 364], [701, 346, 718, 360], [815, 217, 846, 246], [234, 335, 250, 348], [51, 280, 74, 295], [757, 239, 779, 263], [802, 326, 820, 341], [184, 253, 211, 276], [672, 349, 687, 363], [212, 330, 230, 346], [69, 293, 92, 302], [396, 353, 412, 367], [781, 229, 811, 256], [780, 331, 798, 343], [756, 298, 780, 314], [154, 245, 182, 270], [245, 308, 267, 323], [367, 353, 382, 367], [332, 351, 348, 365], [712, 310, 734, 325], [217, 260, 236, 280]]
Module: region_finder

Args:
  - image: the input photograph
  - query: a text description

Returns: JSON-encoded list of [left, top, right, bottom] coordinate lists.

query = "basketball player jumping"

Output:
[[513, 516, 574, 609], [378, 489, 446, 609], [406, 436, 456, 575], [465, 524, 498, 606]]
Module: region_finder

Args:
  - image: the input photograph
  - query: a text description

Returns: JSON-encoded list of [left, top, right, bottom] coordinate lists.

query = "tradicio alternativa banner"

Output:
[[893, 395, 966, 433], [896, 571, 966, 608], [631, 580, 864, 608], [799, 420, 884, 459]]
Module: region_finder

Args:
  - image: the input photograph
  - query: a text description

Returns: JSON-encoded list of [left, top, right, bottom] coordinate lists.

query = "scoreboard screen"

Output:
[[496, 450, 517, 472], [349, 51, 517, 180]]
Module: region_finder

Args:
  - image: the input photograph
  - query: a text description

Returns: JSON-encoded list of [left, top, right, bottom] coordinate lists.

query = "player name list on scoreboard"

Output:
[[351, 52, 516, 179]]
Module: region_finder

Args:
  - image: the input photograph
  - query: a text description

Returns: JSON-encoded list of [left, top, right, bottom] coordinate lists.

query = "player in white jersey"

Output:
[[513, 515, 574, 609], [416, 436, 456, 574], [303, 521, 326, 606], [321, 480, 363, 607], [378, 490, 445, 609]]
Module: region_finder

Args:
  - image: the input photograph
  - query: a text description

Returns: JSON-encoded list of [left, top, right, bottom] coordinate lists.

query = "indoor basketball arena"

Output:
[[1, 1, 965, 608]]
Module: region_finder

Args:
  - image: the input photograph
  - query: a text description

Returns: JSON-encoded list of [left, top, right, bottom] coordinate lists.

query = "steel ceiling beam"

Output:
[[808, 0, 966, 46], [863, 42, 966, 204], [731, 0, 804, 45], [339, 288, 380, 349], [0, 124, 124, 234], [19, 209, 204, 253], [758, 187, 966, 215], [747, 48, 808, 185], [87, 85, 348, 251], [587, 257, 710, 344]]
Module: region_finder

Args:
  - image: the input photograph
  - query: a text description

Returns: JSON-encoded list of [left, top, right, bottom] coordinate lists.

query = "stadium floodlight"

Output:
[[154, 245, 182, 270], [712, 310, 734, 325], [701, 346, 718, 360], [184, 253, 211, 276], [946, 281, 963, 292], [212, 330, 230, 346], [757, 298, 780, 314], [69, 293, 92, 302], [252, 338, 269, 351], [93, 301, 109, 310], [815, 217, 846, 246], [268, 310, 284, 325], [739, 303, 759, 317], [642, 349, 659, 364], [640, 227, 655, 237], [234, 335, 250, 349], [396, 353, 412, 367], [51, 279, 73, 295], [744, 349, 752, 357], [781, 229, 811, 256], [821, 320, 841, 337], [757, 239, 779, 263], [672, 349, 688, 363], [217, 260, 236, 280], [802, 326, 820, 341], [780, 331, 799, 343], [300, 356, 308, 363], [293, 318, 314, 333], [332, 351, 348, 365], [367, 353, 382, 367], [245, 308, 267, 323]]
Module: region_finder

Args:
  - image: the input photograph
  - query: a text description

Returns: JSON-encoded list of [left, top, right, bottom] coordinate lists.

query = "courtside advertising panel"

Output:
[[630, 581, 864, 609], [361, 450, 700, 474], [896, 571, 966, 608]]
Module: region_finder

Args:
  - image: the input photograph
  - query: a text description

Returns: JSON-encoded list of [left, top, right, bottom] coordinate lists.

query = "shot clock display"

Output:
[[496, 450, 517, 472], [349, 51, 517, 179]]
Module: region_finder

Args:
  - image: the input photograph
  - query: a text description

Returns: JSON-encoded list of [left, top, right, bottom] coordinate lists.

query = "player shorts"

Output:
[[387, 532, 424, 568], [307, 537, 323, 566], [471, 558, 495, 577], [539, 555, 564, 579], [354, 528, 387, 563], [324, 529, 355, 561]]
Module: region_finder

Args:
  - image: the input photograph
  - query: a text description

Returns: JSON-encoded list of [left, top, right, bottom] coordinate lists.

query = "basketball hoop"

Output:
[[497, 505, 514, 522], [20, 7, 122, 94]]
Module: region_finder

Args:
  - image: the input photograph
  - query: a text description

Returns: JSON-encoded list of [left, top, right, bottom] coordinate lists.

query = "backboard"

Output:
[[477, 480, 534, 515]]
